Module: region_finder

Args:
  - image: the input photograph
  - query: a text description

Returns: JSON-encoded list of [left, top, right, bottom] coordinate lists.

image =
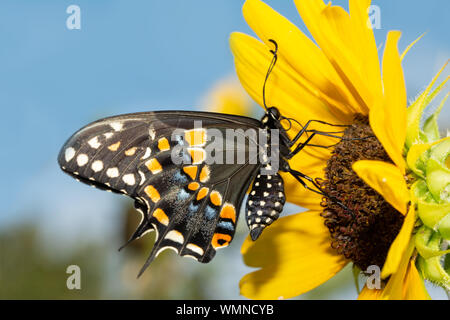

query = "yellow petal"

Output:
[[357, 285, 383, 300], [381, 205, 416, 279], [242, 0, 356, 120], [352, 160, 410, 215], [380, 238, 415, 299], [369, 31, 407, 173], [319, 5, 371, 115], [295, 0, 382, 114], [240, 211, 348, 299], [403, 260, 431, 300], [348, 0, 383, 100]]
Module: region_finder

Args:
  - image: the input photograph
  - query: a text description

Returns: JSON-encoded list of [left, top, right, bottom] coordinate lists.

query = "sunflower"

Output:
[[230, 0, 449, 299]]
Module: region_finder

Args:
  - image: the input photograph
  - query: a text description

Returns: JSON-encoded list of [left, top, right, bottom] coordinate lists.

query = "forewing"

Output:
[[58, 111, 262, 271]]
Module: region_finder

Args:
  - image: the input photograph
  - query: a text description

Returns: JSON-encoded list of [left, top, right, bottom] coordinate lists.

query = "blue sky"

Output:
[[0, 0, 448, 224]]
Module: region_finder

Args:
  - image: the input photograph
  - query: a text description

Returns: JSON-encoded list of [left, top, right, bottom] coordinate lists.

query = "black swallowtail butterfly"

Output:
[[58, 40, 349, 276]]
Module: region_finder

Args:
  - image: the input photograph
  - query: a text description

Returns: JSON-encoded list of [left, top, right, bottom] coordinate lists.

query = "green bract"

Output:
[[406, 66, 449, 291]]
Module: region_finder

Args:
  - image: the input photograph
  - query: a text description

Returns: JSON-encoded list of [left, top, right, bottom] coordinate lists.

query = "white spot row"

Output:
[[109, 122, 123, 132], [141, 147, 151, 160], [88, 136, 101, 149], [65, 147, 76, 162], [149, 128, 156, 140], [106, 167, 119, 178], [122, 173, 136, 186], [186, 243, 204, 256], [77, 154, 89, 167], [164, 230, 184, 244], [91, 160, 103, 172]]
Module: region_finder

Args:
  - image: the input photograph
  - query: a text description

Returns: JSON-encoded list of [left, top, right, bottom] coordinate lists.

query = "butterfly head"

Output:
[[261, 107, 281, 128], [267, 107, 281, 120]]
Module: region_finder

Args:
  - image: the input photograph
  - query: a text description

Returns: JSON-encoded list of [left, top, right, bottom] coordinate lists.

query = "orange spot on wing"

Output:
[[144, 185, 160, 203], [183, 166, 198, 180], [211, 233, 232, 249], [158, 137, 170, 151], [146, 158, 162, 174], [188, 148, 205, 164], [220, 203, 236, 224], [188, 182, 199, 191], [210, 191, 222, 207], [196, 187, 209, 201], [199, 166, 210, 182], [185, 128, 207, 146], [153, 208, 169, 226], [108, 141, 121, 151]]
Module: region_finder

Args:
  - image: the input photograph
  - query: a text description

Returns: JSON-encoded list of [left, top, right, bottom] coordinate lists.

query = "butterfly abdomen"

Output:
[[245, 170, 285, 241]]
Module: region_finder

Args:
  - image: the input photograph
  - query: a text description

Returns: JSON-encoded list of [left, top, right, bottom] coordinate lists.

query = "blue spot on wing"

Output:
[[205, 205, 218, 220], [173, 170, 188, 184], [177, 188, 190, 201], [188, 203, 199, 218], [218, 221, 234, 232]]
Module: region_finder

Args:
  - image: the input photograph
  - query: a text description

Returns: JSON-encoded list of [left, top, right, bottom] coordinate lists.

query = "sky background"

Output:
[[0, 0, 448, 299]]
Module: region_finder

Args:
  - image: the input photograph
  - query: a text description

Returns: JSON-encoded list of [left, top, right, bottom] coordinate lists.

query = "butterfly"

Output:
[[58, 40, 349, 276]]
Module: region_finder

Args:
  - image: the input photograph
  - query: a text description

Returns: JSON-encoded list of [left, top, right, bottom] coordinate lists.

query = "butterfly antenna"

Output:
[[262, 39, 278, 111]]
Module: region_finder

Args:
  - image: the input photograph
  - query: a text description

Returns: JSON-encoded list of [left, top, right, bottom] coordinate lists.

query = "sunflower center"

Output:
[[319, 114, 405, 271]]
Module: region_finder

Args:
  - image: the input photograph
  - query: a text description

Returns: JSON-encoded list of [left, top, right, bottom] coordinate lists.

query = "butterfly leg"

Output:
[[280, 123, 374, 160], [280, 119, 349, 148], [282, 162, 353, 215], [283, 131, 318, 160]]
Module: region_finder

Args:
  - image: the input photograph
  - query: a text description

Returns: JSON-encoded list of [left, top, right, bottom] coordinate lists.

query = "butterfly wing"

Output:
[[58, 111, 263, 272]]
